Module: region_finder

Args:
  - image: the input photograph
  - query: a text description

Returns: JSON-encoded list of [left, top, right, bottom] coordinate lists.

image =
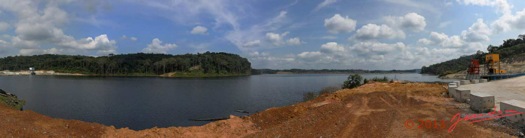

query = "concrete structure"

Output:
[[448, 83, 458, 98], [500, 100, 525, 124], [479, 79, 488, 83], [454, 88, 470, 103], [469, 92, 495, 113], [459, 76, 525, 110], [470, 79, 479, 84], [453, 81, 461, 87], [460, 80, 470, 85]]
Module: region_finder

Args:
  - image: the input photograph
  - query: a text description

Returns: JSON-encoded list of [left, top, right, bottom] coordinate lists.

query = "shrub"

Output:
[[342, 74, 363, 89]]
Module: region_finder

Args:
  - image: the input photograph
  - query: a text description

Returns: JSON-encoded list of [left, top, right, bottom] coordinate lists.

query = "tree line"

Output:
[[421, 34, 525, 75], [0, 52, 252, 76]]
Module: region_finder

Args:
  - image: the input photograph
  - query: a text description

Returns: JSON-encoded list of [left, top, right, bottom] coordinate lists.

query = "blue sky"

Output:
[[0, 0, 525, 70]]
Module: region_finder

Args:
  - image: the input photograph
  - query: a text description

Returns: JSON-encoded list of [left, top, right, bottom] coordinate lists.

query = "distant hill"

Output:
[[421, 35, 525, 76], [0, 52, 252, 77]]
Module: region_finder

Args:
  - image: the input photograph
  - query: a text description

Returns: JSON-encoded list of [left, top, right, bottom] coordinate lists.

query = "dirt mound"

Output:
[[0, 82, 516, 137], [246, 82, 513, 137]]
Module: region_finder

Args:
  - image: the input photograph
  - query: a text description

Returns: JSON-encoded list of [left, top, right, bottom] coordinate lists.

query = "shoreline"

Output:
[[0, 82, 518, 137], [0, 70, 250, 78]]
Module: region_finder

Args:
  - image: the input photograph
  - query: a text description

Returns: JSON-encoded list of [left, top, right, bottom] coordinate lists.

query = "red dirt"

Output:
[[0, 82, 517, 137]]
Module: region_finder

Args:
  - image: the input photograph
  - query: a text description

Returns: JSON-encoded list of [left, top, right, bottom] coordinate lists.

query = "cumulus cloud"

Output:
[[324, 14, 357, 34], [265, 32, 302, 46], [461, 18, 491, 42], [77, 34, 117, 52], [191, 26, 208, 35], [385, 12, 426, 32], [429, 32, 463, 47], [286, 37, 302, 45], [314, 0, 337, 11], [353, 24, 405, 40], [0, 0, 118, 55], [320, 42, 345, 54], [491, 9, 525, 33], [142, 38, 177, 54]]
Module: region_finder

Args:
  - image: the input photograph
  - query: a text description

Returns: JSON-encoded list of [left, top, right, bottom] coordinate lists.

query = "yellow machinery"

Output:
[[485, 54, 506, 74]]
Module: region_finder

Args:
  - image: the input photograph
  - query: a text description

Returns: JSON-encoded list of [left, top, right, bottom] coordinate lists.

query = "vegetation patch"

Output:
[[0, 89, 25, 110], [0, 52, 252, 77]]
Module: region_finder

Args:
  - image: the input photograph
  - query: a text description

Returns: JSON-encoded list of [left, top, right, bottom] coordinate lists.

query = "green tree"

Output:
[[342, 74, 363, 89]]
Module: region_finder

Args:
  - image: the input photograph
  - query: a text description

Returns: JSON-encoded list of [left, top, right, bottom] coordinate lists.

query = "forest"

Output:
[[0, 52, 252, 77], [421, 35, 525, 76]]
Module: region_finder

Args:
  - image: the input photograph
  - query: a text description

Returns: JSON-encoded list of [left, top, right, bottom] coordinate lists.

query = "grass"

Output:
[[0, 94, 25, 110]]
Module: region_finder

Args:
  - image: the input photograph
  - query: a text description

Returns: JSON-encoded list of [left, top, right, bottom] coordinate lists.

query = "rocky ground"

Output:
[[0, 82, 520, 137]]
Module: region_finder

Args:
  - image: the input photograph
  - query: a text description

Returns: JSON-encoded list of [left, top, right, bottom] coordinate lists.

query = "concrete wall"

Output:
[[479, 79, 488, 83], [448, 83, 458, 98], [454, 89, 470, 103], [460, 80, 470, 85], [470, 79, 479, 84], [469, 92, 495, 113], [500, 100, 525, 124], [453, 81, 461, 87]]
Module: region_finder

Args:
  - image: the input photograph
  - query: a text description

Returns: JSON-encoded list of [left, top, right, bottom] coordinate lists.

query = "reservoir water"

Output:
[[0, 73, 452, 130]]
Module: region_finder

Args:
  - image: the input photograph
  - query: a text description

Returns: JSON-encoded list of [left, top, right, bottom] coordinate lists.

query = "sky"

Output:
[[0, 0, 525, 70]]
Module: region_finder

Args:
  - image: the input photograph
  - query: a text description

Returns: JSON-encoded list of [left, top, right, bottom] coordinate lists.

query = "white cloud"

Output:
[[385, 12, 426, 32], [457, 0, 512, 14], [265, 32, 301, 46], [320, 42, 345, 54], [324, 14, 357, 34], [142, 38, 177, 54], [430, 32, 463, 47], [225, 10, 289, 50], [243, 40, 261, 47], [77, 34, 117, 52], [297, 51, 322, 61], [121, 35, 138, 41], [417, 38, 433, 45], [461, 18, 491, 42], [266, 32, 287, 45], [491, 9, 525, 33], [191, 26, 208, 35], [314, 0, 337, 11], [0, 0, 118, 55], [353, 24, 405, 40], [286, 37, 301, 45]]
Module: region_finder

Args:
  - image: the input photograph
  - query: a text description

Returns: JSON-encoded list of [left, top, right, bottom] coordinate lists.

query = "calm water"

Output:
[[0, 73, 452, 130]]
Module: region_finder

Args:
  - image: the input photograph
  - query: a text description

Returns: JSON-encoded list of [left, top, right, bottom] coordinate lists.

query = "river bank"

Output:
[[0, 82, 518, 137], [0, 70, 84, 76], [0, 70, 248, 78]]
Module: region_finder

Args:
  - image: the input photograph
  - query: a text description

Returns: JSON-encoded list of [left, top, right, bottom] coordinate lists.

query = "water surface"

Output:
[[0, 73, 451, 130]]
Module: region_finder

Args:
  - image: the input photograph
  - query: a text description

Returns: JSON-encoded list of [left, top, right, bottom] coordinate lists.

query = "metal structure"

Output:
[[29, 67, 35, 75], [485, 54, 506, 74], [466, 59, 480, 80]]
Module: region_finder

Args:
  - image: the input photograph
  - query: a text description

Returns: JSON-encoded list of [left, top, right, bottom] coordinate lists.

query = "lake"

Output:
[[0, 73, 453, 130]]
